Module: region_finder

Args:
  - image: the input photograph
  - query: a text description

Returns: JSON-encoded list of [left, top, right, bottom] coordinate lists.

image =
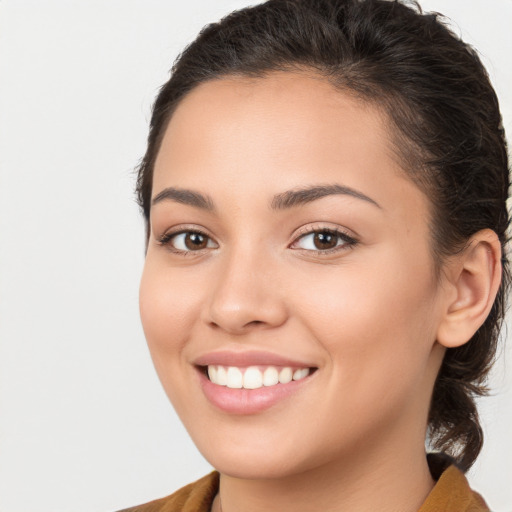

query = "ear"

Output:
[[436, 229, 502, 348]]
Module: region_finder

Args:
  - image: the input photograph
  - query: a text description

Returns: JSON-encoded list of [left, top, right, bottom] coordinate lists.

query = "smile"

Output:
[[207, 365, 311, 389], [194, 352, 318, 414]]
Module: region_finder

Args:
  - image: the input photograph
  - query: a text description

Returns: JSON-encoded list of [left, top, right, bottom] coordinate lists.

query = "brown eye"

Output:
[[292, 228, 357, 253], [313, 231, 337, 250], [184, 232, 208, 250], [161, 231, 217, 252]]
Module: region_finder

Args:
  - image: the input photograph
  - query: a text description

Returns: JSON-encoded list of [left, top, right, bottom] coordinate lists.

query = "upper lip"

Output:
[[193, 350, 316, 368]]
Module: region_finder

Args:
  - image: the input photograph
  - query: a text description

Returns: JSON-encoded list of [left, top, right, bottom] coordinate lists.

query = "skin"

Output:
[[139, 72, 501, 512]]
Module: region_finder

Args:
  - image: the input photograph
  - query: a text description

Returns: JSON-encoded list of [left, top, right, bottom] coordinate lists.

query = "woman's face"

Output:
[[140, 72, 448, 478]]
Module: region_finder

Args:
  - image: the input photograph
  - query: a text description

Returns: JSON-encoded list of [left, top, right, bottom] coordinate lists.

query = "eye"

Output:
[[159, 230, 218, 253], [291, 228, 357, 253]]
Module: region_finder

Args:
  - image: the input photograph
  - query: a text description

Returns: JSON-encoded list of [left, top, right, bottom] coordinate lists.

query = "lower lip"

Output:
[[198, 370, 313, 415]]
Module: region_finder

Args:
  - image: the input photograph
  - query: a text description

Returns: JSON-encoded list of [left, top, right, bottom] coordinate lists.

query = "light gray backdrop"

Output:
[[0, 1, 510, 511]]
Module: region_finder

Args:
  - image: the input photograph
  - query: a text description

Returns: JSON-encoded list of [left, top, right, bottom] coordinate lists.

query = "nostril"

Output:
[[245, 320, 264, 327]]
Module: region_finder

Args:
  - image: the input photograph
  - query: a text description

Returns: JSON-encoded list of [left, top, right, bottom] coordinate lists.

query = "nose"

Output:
[[205, 249, 288, 335]]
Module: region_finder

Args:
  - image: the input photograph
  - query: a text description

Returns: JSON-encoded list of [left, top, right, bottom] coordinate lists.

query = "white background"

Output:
[[0, 1, 510, 511]]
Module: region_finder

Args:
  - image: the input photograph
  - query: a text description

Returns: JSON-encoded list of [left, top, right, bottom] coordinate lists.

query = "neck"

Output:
[[215, 426, 435, 512]]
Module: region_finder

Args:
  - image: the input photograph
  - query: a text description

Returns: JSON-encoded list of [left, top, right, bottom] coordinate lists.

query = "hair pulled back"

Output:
[[137, 0, 510, 471]]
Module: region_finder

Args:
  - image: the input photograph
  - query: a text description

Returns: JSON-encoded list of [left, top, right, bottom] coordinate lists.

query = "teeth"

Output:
[[243, 367, 263, 389], [226, 367, 243, 388], [279, 367, 293, 384], [293, 368, 309, 380], [207, 366, 217, 382], [207, 365, 310, 389], [216, 366, 227, 386], [263, 367, 279, 386]]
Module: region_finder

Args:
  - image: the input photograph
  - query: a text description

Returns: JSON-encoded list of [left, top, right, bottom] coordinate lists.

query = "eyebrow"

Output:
[[151, 183, 381, 212], [270, 184, 381, 210], [152, 187, 215, 211]]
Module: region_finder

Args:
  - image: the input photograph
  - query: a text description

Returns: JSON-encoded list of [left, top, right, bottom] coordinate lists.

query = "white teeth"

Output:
[[293, 368, 309, 381], [226, 367, 243, 388], [243, 366, 263, 389], [207, 365, 311, 389], [216, 366, 227, 386], [279, 367, 293, 384], [207, 365, 217, 382], [263, 367, 279, 386]]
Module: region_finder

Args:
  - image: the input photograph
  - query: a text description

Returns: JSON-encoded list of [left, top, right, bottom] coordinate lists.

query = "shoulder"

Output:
[[117, 472, 219, 512], [419, 454, 489, 512]]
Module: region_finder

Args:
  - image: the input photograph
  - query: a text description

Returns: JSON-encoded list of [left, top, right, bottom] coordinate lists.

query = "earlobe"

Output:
[[436, 229, 502, 349]]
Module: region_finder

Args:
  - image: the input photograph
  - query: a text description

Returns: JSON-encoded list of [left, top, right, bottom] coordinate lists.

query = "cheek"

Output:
[[289, 248, 439, 400], [139, 261, 202, 360], [294, 255, 435, 339], [138, 260, 211, 419]]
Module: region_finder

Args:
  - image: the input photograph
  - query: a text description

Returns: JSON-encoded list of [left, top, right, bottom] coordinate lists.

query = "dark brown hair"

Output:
[[136, 0, 510, 471]]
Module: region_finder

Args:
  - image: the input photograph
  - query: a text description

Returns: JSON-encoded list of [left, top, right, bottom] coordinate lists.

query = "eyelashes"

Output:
[[157, 225, 358, 257], [159, 230, 218, 252], [290, 227, 357, 254]]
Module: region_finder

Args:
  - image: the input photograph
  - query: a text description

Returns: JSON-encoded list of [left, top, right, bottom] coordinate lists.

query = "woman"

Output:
[[122, 0, 510, 510]]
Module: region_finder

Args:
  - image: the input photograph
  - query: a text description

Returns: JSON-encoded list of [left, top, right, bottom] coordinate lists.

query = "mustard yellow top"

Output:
[[418, 464, 488, 512], [118, 459, 489, 512]]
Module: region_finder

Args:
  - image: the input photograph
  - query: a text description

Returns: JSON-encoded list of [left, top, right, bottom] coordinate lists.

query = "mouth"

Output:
[[198, 364, 316, 389], [193, 351, 319, 414]]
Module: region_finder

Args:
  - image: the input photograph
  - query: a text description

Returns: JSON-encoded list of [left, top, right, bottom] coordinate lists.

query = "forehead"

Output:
[[161, 72, 390, 153], [153, 71, 427, 220]]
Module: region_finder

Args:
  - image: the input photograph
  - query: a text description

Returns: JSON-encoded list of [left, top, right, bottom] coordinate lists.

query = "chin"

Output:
[[189, 424, 339, 481], [203, 449, 313, 480]]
